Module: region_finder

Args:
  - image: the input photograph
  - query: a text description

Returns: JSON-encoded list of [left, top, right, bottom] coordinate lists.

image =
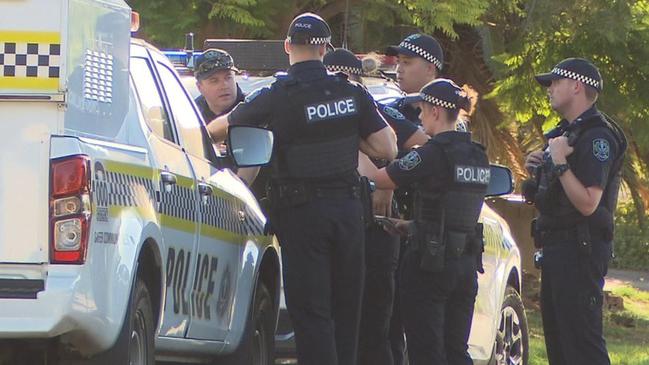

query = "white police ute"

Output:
[[0, 1, 280, 364]]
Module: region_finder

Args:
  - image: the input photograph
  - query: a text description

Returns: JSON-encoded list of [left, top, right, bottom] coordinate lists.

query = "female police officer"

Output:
[[368, 78, 489, 365]]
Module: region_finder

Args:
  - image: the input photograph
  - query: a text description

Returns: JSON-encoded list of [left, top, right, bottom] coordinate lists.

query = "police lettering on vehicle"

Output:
[[455, 165, 491, 185], [165, 247, 218, 321], [305, 98, 357, 122]]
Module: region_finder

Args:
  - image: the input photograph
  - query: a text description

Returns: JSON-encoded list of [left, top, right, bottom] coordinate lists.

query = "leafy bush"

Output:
[[611, 204, 649, 271]]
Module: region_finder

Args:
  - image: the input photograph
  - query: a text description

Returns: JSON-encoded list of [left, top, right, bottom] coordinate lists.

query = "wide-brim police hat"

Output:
[[287, 12, 332, 46], [535, 57, 603, 92], [403, 78, 469, 111], [385, 33, 444, 71], [323, 48, 363, 75]]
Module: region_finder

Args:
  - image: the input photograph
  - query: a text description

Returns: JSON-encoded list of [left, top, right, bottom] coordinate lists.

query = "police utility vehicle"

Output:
[[0, 1, 280, 364]]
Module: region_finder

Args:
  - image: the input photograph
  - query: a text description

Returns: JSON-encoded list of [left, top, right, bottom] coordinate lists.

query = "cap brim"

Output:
[[196, 66, 240, 80], [385, 45, 418, 58], [402, 93, 424, 105], [534, 72, 560, 87]]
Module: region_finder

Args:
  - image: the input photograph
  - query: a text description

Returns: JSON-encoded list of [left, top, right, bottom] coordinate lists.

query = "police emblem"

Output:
[[244, 86, 269, 103], [592, 138, 610, 162], [398, 151, 422, 171], [383, 106, 405, 120], [406, 34, 422, 42]]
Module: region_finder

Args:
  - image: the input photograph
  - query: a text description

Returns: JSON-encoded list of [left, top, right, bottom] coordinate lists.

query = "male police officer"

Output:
[[369, 79, 488, 365], [194, 48, 245, 123], [525, 58, 627, 365], [207, 13, 397, 365], [382, 33, 445, 364], [324, 48, 428, 365]]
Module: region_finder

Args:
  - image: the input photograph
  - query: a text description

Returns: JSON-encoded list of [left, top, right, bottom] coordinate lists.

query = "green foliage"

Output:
[[611, 203, 649, 271]]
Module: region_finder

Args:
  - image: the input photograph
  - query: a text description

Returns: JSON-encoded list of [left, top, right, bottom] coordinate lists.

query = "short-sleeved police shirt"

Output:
[[388, 97, 422, 126], [564, 106, 619, 189], [228, 60, 388, 139], [378, 103, 420, 150], [386, 131, 469, 188]]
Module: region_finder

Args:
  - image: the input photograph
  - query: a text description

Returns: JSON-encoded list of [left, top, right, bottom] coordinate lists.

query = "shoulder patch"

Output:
[[244, 86, 270, 103], [592, 138, 610, 162], [398, 151, 422, 171], [382, 105, 405, 120]]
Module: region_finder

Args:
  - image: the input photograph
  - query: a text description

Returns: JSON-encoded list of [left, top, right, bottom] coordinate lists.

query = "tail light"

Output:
[[50, 156, 92, 264]]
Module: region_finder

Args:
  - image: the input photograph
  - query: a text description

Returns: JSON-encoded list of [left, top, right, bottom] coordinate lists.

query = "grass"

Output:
[[525, 283, 649, 365]]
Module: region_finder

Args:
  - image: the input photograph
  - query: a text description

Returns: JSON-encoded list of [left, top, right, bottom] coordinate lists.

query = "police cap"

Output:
[[194, 48, 238, 80], [323, 48, 363, 75], [287, 12, 332, 45], [403, 78, 471, 111], [535, 57, 603, 92], [386, 33, 444, 71]]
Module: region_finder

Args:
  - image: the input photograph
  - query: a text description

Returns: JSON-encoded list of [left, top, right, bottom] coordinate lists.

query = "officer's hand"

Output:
[[548, 136, 574, 164], [525, 151, 544, 175], [372, 189, 393, 217]]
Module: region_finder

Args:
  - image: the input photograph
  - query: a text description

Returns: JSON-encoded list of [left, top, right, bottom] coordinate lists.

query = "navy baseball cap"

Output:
[[194, 48, 238, 80], [403, 78, 470, 111], [323, 48, 363, 75], [535, 58, 603, 92], [386, 33, 444, 71], [287, 13, 332, 45]]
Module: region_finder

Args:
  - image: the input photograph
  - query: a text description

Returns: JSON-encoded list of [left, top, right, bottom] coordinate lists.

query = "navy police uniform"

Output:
[[384, 34, 446, 365], [529, 58, 627, 365], [193, 48, 245, 122], [324, 48, 421, 365], [228, 13, 389, 365], [386, 80, 489, 365]]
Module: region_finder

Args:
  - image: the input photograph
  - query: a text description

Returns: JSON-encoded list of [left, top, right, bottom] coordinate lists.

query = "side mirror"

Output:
[[227, 125, 274, 167], [486, 165, 514, 197]]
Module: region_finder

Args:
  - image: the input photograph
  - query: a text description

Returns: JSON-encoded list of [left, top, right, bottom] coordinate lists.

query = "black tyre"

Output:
[[218, 282, 275, 365], [490, 286, 529, 365]]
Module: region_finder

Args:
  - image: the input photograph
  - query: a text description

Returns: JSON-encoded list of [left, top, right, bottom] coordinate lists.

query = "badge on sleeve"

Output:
[[383, 106, 405, 120], [398, 151, 422, 171], [592, 138, 610, 162], [244, 86, 269, 103]]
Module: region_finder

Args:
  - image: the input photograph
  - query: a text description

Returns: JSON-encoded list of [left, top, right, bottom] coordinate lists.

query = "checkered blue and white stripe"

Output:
[[326, 65, 363, 75], [0, 42, 61, 78], [421, 93, 456, 109], [399, 41, 443, 70], [552, 67, 601, 89], [201, 195, 265, 236]]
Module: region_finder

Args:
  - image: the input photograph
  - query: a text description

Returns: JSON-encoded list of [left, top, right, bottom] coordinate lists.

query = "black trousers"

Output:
[[541, 240, 611, 365], [400, 247, 478, 365], [275, 197, 365, 365], [358, 224, 400, 365], [388, 238, 408, 365]]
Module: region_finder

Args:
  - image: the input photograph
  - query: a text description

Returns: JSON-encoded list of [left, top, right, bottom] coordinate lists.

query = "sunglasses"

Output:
[[197, 51, 234, 75]]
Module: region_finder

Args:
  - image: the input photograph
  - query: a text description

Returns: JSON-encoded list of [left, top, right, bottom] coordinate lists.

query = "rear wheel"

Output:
[[490, 286, 529, 365], [218, 282, 274, 365]]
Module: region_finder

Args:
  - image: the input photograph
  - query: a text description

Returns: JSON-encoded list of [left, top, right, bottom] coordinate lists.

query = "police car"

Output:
[[0, 1, 280, 364], [168, 53, 528, 364]]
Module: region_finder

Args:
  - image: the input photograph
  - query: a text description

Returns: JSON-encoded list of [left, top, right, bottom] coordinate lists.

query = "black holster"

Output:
[[474, 223, 485, 274], [359, 176, 374, 228], [416, 210, 446, 273]]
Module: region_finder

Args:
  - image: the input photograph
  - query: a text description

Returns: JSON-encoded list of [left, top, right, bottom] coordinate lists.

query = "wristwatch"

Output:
[[552, 163, 570, 177]]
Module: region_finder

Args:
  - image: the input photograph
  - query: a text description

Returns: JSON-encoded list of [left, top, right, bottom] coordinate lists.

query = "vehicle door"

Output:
[[151, 52, 254, 341], [130, 45, 199, 338]]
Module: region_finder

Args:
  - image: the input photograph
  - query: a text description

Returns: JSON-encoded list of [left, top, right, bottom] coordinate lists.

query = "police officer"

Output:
[[382, 33, 446, 365], [207, 13, 397, 365], [194, 48, 245, 123], [324, 48, 428, 365], [368, 79, 488, 365], [524, 58, 627, 365], [386, 33, 444, 124]]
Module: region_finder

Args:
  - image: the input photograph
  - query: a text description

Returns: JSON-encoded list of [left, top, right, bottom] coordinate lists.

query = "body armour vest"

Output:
[[535, 112, 627, 229], [414, 137, 490, 237], [269, 73, 362, 182]]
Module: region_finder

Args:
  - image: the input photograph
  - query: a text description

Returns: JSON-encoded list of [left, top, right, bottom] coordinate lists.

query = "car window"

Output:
[[130, 57, 175, 142], [156, 63, 211, 161]]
